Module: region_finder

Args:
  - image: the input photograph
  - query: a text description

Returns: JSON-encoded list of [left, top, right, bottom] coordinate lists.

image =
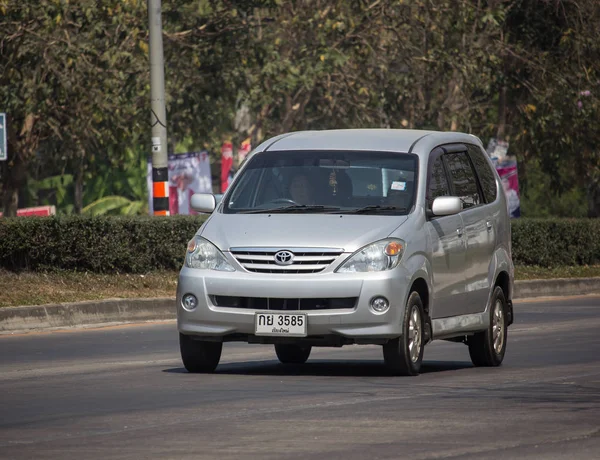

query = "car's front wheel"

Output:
[[383, 291, 425, 376], [274, 344, 312, 364], [179, 333, 222, 373], [467, 286, 508, 367]]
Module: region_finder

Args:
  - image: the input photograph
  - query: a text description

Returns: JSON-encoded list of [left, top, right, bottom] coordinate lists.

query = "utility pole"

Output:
[[0, 113, 7, 161], [148, 0, 169, 216]]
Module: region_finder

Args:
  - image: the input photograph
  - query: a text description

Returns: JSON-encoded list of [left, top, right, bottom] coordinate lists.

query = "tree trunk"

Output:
[[496, 84, 507, 141], [1, 120, 27, 217], [588, 180, 600, 218], [436, 110, 445, 131], [439, 71, 463, 131], [1, 157, 22, 217], [450, 117, 458, 132], [74, 156, 84, 214]]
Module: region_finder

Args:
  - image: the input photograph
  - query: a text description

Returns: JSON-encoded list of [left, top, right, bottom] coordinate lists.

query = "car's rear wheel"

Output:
[[383, 291, 425, 376], [179, 333, 222, 373], [274, 344, 312, 364], [468, 286, 508, 367]]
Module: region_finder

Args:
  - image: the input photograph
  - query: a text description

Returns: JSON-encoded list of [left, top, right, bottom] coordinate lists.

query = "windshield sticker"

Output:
[[391, 181, 406, 191]]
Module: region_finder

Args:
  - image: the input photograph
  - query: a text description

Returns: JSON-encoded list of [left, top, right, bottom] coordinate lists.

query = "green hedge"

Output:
[[511, 218, 600, 267], [0, 216, 598, 272], [0, 215, 207, 273]]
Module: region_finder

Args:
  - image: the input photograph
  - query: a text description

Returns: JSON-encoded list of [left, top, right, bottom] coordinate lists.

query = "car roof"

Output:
[[257, 129, 483, 154]]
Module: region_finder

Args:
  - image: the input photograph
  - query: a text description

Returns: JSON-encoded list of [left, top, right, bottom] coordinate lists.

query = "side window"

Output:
[[444, 152, 482, 209], [427, 155, 450, 204], [467, 144, 497, 203]]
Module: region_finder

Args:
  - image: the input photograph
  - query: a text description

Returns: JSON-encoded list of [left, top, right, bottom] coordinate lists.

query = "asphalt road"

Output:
[[1, 296, 600, 460]]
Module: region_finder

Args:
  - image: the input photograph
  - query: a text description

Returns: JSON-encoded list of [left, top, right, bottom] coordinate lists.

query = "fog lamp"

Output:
[[182, 294, 198, 311], [370, 296, 390, 313]]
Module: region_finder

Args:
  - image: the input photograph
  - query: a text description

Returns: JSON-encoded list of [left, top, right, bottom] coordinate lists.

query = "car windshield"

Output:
[[223, 150, 418, 215]]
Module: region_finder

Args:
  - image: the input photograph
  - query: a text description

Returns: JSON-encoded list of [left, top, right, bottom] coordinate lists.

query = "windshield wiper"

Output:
[[344, 205, 408, 214], [241, 205, 342, 214]]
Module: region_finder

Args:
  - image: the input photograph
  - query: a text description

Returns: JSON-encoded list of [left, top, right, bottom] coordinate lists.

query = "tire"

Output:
[[383, 291, 425, 376], [468, 286, 508, 367], [179, 333, 222, 373], [274, 344, 312, 364]]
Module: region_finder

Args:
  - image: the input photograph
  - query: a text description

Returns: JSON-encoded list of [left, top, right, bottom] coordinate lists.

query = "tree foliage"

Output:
[[1, 0, 599, 216], [0, 0, 149, 215]]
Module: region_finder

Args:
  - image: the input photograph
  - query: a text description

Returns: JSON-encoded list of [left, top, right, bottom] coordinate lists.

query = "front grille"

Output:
[[211, 296, 357, 311], [230, 247, 344, 274]]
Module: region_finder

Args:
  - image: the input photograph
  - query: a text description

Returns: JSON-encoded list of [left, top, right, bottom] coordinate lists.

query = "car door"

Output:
[[425, 147, 467, 319], [443, 147, 493, 315], [466, 144, 501, 312]]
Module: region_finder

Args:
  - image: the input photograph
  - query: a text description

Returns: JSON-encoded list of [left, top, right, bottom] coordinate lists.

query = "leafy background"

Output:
[[1, 0, 599, 217]]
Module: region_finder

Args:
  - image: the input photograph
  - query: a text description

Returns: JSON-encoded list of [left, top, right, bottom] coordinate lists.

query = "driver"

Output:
[[288, 173, 314, 205]]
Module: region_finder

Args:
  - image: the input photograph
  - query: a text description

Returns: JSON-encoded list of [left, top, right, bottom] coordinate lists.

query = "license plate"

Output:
[[255, 312, 307, 337]]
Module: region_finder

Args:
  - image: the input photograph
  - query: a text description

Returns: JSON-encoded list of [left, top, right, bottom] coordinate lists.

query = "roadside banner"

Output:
[[220, 141, 234, 193], [486, 138, 520, 218], [147, 151, 212, 215], [0, 205, 56, 217], [496, 161, 521, 218]]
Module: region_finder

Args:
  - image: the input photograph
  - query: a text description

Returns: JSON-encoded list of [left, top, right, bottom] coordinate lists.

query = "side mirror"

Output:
[[191, 193, 216, 213], [431, 196, 462, 217]]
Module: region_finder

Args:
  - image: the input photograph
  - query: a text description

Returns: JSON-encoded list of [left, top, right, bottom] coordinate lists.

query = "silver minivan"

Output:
[[177, 129, 514, 376]]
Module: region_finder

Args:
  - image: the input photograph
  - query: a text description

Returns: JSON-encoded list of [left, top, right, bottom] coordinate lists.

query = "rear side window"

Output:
[[427, 156, 450, 204], [467, 144, 497, 203], [444, 152, 482, 209]]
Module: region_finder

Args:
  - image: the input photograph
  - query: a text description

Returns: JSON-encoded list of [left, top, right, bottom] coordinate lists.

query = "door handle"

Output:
[[486, 221, 493, 231], [456, 228, 463, 238]]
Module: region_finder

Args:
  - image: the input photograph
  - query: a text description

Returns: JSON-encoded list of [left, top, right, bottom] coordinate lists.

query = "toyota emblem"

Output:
[[274, 250, 294, 266]]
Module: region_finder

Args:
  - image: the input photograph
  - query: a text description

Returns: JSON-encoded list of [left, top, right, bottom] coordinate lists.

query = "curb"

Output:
[[513, 277, 600, 299], [0, 298, 176, 334], [1, 278, 599, 334]]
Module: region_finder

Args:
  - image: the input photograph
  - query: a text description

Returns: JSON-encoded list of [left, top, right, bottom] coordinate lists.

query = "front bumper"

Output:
[[176, 266, 412, 341]]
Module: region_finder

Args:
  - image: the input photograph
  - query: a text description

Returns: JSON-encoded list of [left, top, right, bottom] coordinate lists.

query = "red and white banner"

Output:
[[0, 205, 56, 217], [220, 142, 234, 193]]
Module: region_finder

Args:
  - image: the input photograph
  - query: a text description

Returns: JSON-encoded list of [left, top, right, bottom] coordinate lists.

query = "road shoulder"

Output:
[[2, 277, 598, 334]]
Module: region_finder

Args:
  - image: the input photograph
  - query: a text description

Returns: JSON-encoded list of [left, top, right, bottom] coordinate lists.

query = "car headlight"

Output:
[[185, 237, 235, 271], [336, 239, 405, 273]]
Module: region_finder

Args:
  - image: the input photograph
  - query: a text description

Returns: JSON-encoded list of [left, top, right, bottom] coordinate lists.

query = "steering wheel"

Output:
[[268, 198, 299, 206]]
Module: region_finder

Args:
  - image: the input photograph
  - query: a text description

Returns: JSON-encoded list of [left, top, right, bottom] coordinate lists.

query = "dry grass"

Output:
[[0, 270, 178, 308], [515, 265, 600, 280], [1, 266, 599, 308]]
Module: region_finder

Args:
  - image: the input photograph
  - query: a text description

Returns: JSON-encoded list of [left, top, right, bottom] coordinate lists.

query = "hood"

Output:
[[200, 214, 409, 253]]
